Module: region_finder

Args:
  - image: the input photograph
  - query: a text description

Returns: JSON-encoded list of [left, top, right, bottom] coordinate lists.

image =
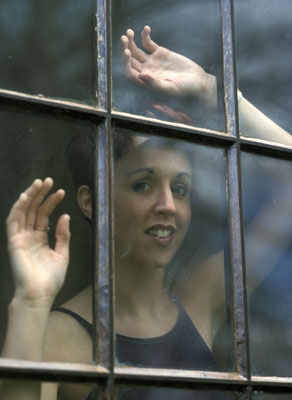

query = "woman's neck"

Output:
[[115, 261, 178, 337], [115, 257, 169, 316]]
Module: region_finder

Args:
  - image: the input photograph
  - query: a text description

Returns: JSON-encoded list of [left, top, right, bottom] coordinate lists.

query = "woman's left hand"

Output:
[[120, 26, 217, 108]]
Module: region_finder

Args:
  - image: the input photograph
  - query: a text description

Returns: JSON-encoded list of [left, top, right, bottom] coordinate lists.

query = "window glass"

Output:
[[0, 0, 96, 104], [0, 110, 95, 363], [113, 131, 232, 371], [112, 0, 225, 132], [0, 379, 97, 399], [117, 385, 240, 400], [254, 393, 292, 400], [241, 152, 292, 376], [234, 0, 292, 145]]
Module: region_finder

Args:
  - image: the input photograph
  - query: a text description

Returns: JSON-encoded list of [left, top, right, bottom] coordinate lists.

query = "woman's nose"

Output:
[[154, 187, 176, 215]]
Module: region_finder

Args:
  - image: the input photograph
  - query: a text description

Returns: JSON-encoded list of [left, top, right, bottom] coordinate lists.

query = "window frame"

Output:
[[1, 0, 292, 398]]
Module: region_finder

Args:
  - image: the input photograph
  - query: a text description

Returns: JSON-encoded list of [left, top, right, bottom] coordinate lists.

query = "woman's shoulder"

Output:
[[43, 286, 92, 364]]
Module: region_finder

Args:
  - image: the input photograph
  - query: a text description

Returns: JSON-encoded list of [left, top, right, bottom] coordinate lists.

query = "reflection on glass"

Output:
[[112, 0, 225, 131], [117, 386, 239, 400], [113, 131, 232, 371], [0, 0, 96, 104], [0, 110, 95, 378], [234, 0, 292, 145], [241, 152, 292, 376]]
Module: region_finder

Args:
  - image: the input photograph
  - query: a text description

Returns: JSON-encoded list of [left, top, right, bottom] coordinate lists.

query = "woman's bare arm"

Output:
[[1, 178, 70, 400], [120, 26, 292, 146]]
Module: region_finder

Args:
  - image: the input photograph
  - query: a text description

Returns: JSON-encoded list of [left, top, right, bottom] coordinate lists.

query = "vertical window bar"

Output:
[[221, 0, 237, 137], [227, 144, 250, 378], [96, 0, 115, 380], [221, 0, 250, 378], [96, 120, 114, 372], [97, 0, 108, 109]]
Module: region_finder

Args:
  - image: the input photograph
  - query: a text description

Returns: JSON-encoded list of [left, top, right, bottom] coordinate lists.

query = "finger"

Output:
[[120, 34, 129, 51], [130, 57, 142, 73], [54, 214, 70, 259], [6, 179, 43, 234], [121, 47, 142, 73], [26, 177, 54, 230], [126, 29, 147, 62], [141, 26, 158, 53], [6, 193, 30, 239], [34, 189, 65, 231], [122, 48, 147, 87], [139, 73, 178, 95]]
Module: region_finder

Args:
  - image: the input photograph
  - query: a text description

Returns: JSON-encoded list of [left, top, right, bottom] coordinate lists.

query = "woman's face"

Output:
[[114, 141, 192, 269]]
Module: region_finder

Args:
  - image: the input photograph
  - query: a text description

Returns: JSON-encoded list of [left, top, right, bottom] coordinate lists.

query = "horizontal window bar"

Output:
[[251, 375, 292, 389], [0, 88, 106, 119], [112, 111, 229, 137], [114, 366, 246, 386], [0, 358, 108, 383], [240, 137, 292, 160], [111, 113, 235, 147]]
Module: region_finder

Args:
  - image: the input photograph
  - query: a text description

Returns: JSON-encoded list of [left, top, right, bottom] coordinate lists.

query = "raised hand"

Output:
[[6, 178, 70, 304], [120, 26, 217, 107]]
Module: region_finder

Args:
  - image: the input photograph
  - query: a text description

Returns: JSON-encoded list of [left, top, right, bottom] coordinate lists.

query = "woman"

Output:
[[2, 26, 292, 400], [2, 131, 226, 400]]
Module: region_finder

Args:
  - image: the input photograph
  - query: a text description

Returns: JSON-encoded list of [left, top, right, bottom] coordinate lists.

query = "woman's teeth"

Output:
[[148, 228, 172, 238]]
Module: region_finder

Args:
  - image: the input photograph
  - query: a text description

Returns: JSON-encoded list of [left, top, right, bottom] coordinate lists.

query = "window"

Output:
[[0, 0, 292, 399]]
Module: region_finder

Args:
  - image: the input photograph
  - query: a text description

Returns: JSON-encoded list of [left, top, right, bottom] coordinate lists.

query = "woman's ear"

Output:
[[77, 185, 92, 220]]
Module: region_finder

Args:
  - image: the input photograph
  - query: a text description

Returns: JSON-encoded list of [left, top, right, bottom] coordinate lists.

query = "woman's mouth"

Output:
[[147, 228, 172, 238], [145, 226, 176, 244]]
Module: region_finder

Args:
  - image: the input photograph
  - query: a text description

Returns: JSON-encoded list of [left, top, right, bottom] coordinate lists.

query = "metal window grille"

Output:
[[1, 0, 292, 398]]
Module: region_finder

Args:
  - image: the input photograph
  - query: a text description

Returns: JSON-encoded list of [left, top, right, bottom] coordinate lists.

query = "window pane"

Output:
[[112, 0, 225, 132], [117, 385, 240, 400], [254, 393, 292, 400], [113, 131, 232, 371], [0, 379, 98, 399], [0, 0, 96, 104], [234, 0, 292, 146], [0, 110, 95, 364], [241, 152, 292, 376]]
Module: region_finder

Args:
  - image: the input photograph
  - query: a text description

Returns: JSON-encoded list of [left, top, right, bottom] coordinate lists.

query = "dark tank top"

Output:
[[53, 301, 226, 400]]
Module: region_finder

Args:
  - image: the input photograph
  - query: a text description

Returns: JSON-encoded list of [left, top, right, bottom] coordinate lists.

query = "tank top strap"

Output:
[[52, 307, 92, 338]]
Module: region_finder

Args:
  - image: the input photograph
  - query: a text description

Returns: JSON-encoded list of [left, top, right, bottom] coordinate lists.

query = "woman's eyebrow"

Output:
[[177, 172, 192, 180], [127, 167, 155, 176]]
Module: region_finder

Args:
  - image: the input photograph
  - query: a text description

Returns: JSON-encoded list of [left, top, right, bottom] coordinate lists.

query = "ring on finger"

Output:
[[34, 226, 50, 232]]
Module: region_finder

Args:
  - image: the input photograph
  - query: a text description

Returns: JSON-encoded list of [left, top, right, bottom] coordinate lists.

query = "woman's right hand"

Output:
[[120, 26, 217, 109], [6, 178, 70, 305]]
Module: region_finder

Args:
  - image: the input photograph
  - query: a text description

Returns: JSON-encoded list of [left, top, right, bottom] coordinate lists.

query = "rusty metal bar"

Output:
[[114, 366, 246, 385], [0, 88, 103, 117], [221, 0, 237, 137], [240, 137, 292, 160], [227, 143, 250, 377], [221, 0, 250, 379], [0, 358, 108, 383], [111, 110, 229, 137], [96, 120, 114, 372], [97, 0, 107, 109]]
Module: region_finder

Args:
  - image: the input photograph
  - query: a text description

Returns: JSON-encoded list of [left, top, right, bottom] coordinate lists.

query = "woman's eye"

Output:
[[132, 182, 151, 192], [172, 184, 189, 197]]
